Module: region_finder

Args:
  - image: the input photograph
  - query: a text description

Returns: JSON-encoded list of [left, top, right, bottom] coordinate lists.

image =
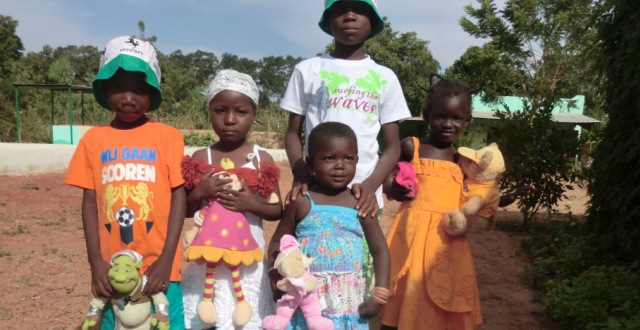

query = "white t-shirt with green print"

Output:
[[281, 53, 411, 208]]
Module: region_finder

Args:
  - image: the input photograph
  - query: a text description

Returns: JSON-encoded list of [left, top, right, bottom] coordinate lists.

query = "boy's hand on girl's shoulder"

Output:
[[352, 183, 379, 218], [357, 297, 382, 319], [90, 259, 114, 299], [286, 161, 313, 205], [285, 181, 309, 205], [143, 256, 172, 296]]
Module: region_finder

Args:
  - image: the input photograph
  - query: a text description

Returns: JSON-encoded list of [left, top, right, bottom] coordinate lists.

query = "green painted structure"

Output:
[[468, 94, 600, 148]]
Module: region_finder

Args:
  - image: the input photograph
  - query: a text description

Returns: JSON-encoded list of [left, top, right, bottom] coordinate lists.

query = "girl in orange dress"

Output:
[[381, 78, 483, 329]]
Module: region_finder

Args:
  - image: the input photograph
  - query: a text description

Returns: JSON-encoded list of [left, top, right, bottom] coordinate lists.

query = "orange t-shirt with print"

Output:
[[65, 120, 185, 281]]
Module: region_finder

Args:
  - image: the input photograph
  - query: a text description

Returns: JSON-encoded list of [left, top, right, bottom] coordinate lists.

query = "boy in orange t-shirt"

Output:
[[65, 36, 186, 329]]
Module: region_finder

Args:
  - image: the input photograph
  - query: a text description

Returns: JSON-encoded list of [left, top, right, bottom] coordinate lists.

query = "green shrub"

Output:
[[522, 219, 599, 291], [183, 132, 215, 147], [544, 262, 640, 329]]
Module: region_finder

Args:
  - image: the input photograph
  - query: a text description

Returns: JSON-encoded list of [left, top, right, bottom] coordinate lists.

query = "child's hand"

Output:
[[144, 255, 172, 296], [513, 185, 533, 198], [386, 180, 417, 202], [352, 183, 379, 218], [89, 259, 113, 299], [286, 161, 313, 204], [216, 181, 259, 213], [197, 170, 233, 200], [357, 297, 382, 319], [268, 267, 284, 302]]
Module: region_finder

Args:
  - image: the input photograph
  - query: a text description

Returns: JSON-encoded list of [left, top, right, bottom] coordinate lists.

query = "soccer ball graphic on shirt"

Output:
[[116, 206, 136, 227]]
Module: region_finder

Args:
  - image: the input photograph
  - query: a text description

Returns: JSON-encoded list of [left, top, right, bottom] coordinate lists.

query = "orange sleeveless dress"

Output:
[[381, 137, 482, 329]]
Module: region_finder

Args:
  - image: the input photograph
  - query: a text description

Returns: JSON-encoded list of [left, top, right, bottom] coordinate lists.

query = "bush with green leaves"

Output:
[[183, 132, 215, 147], [544, 262, 640, 329], [494, 101, 582, 228], [522, 218, 600, 291], [587, 0, 640, 259]]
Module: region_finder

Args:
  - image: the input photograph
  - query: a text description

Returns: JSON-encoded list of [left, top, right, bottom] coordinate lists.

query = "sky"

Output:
[[4, 0, 501, 70]]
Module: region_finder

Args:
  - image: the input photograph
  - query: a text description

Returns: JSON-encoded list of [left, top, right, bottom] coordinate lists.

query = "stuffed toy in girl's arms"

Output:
[[82, 250, 169, 330], [263, 234, 334, 330], [180, 155, 280, 326], [442, 143, 505, 235]]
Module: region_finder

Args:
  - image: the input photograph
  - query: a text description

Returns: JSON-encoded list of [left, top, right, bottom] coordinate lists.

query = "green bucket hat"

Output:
[[93, 36, 163, 111], [318, 0, 384, 40]]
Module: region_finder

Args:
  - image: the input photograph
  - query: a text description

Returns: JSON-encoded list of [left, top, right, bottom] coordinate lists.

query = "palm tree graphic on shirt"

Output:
[[314, 69, 387, 121]]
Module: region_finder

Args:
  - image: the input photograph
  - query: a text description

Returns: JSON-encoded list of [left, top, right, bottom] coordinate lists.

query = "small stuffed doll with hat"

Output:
[[442, 143, 506, 235], [263, 234, 334, 330], [82, 250, 169, 330], [180, 155, 280, 326]]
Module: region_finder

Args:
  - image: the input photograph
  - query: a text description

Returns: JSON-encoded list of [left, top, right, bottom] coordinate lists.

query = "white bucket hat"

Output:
[[93, 36, 163, 111], [207, 69, 259, 108]]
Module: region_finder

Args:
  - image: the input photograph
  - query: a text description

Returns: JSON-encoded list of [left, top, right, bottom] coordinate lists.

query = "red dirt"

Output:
[[0, 161, 587, 329]]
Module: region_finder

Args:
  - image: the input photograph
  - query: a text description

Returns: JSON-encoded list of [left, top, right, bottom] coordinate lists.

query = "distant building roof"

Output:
[[471, 94, 600, 126], [471, 111, 601, 125]]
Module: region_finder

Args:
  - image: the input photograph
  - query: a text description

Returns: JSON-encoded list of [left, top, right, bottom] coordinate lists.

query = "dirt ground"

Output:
[[0, 161, 588, 329]]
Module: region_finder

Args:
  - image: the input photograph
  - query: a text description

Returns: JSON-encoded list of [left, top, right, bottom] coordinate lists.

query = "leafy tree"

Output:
[[219, 53, 258, 77], [47, 58, 74, 84], [51, 45, 100, 85], [323, 19, 440, 116], [256, 55, 303, 106], [0, 15, 24, 77], [0, 15, 24, 141], [445, 44, 520, 101], [455, 0, 598, 224], [137, 20, 157, 43], [493, 101, 581, 227], [20, 46, 54, 84], [587, 0, 640, 258]]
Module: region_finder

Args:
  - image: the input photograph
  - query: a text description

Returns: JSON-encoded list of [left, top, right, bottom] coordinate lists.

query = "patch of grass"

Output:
[[0, 249, 11, 258], [1, 224, 30, 236], [0, 307, 14, 320], [18, 275, 38, 288], [21, 183, 39, 190]]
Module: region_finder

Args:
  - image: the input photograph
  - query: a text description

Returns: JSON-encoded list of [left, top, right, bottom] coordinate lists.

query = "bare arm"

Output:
[[499, 185, 533, 207], [354, 122, 402, 217], [144, 185, 186, 295], [82, 189, 113, 299], [358, 215, 391, 318], [382, 137, 416, 201], [284, 112, 311, 204], [267, 200, 303, 267]]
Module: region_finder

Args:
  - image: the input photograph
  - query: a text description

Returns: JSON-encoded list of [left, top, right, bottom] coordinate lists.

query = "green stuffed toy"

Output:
[[82, 250, 170, 330]]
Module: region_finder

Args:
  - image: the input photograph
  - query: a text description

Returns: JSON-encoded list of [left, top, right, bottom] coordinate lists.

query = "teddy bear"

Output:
[[82, 250, 169, 330], [262, 234, 334, 330], [180, 155, 280, 326], [442, 143, 506, 236]]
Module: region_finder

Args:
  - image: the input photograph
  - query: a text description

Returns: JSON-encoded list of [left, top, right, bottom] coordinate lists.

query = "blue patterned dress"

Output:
[[288, 193, 368, 329]]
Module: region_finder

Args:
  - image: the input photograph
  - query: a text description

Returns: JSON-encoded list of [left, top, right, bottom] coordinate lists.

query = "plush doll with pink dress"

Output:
[[181, 156, 279, 326]]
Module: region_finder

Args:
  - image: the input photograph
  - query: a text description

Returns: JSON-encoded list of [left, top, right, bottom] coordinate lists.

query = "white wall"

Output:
[[0, 143, 288, 175]]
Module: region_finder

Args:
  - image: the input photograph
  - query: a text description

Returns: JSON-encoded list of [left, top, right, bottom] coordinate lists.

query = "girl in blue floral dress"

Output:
[[268, 122, 391, 329]]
